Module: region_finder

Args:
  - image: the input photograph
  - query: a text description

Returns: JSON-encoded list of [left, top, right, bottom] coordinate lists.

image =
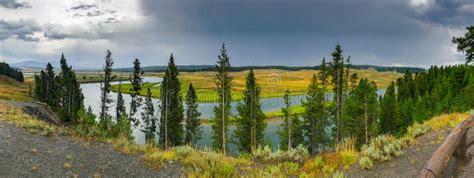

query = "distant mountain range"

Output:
[[115, 64, 425, 73], [9, 61, 99, 71]]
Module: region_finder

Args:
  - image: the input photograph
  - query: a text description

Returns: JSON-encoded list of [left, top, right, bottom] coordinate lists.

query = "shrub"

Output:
[[358, 156, 373, 169], [254, 144, 308, 163], [314, 156, 325, 169], [360, 135, 403, 162], [173, 146, 194, 158], [332, 171, 346, 178]]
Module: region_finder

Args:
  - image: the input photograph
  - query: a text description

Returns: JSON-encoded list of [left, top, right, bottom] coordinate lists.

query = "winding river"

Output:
[[81, 77, 385, 154]]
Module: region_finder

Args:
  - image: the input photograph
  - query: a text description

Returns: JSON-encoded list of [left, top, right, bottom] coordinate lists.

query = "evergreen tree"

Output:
[[341, 78, 378, 146], [42, 63, 59, 109], [379, 82, 401, 135], [302, 74, 325, 155], [141, 88, 156, 143], [184, 83, 202, 146], [99, 50, 115, 133], [290, 113, 305, 148], [330, 44, 345, 142], [57, 53, 84, 124], [234, 69, 266, 153], [159, 54, 184, 148], [452, 26, 474, 63], [129, 59, 143, 127], [212, 44, 232, 155], [277, 89, 292, 150], [113, 77, 131, 138]]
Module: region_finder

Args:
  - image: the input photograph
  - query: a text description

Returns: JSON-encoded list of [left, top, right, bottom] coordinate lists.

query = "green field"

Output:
[[76, 72, 130, 83], [111, 69, 402, 102]]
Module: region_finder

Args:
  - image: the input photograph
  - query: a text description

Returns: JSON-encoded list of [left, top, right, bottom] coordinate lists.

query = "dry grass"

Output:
[[117, 69, 402, 102], [0, 75, 33, 101]]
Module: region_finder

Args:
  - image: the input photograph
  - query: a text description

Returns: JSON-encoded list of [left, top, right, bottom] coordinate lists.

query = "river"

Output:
[[81, 77, 385, 154]]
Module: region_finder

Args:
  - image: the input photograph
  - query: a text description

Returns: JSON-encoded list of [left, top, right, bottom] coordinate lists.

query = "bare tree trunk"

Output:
[[222, 85, 226, 155], [288, 104, 292, 150]]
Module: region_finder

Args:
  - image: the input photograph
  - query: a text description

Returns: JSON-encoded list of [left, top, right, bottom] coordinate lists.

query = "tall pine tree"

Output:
[[129, 59, 143, 127], [159, 54, 184, 148], [212, 44, 232, 155], [341, 78, 379, 146], [234, 69, 266, 153], [184, 83, 202, 146], [380, 82, 401, 135], [277, 89, 292, 150], [142, 88, 156, 144], [99, 50, 115, 133], [302, 74, 326, 155], [57, 53, 84, 124], [330, 44, 345, 142]]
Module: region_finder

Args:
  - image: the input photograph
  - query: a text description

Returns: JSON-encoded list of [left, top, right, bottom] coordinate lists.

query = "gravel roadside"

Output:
[[0, 120, 182, 177]]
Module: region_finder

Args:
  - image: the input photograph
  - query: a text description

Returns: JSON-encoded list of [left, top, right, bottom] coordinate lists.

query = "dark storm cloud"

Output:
[[0, 19, 41, 42], [70, 4, 96, 10], [411, 0, 474, 26], [0, 0, 30, 9]]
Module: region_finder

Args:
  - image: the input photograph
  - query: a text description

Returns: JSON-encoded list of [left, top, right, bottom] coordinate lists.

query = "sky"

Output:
[[0, 0, 473, 68]]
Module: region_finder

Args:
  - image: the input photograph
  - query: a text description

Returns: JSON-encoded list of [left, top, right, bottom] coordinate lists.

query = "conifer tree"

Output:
[[277, 89, 292, 150], [380, 82, 401, 135], [330, 44, 345, 142], [38, 63, 59, 109], [317, 59, 330, 150], [234, 69, 266, 153], [142, 88, 156, 143], [212, 44, 232, 155], [341, 78, 378, 146], [302, 74, 325, 155], [129, 59, 143, 127], [114, 77, 131, 138], [184, 83, 202, 146], [57, 53, 84, 124], [159, 54, 184, 148], [452, 26, 474, 63], [99, 50, 115, 132]]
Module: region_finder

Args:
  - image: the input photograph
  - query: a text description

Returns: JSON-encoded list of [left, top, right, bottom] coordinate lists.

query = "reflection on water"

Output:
[[81, 77, 385, 154]]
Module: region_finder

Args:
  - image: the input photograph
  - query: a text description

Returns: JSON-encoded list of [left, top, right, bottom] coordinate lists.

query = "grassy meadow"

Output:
[[0, 75, 33, 101], [112, 68, 403, 102]]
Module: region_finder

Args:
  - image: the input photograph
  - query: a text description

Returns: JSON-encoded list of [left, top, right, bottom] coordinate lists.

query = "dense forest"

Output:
[[0, 62, 24, 82]]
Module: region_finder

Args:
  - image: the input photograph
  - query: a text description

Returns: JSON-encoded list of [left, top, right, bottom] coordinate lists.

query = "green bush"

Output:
[[253, 145, 309, 163], [360, 135, 403, 162], [314, 156, 325, 169], [359, 156, 373, 169]]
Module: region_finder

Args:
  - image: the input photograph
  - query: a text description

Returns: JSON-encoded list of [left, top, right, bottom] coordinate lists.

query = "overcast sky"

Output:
[[0, 0, 473, 68]]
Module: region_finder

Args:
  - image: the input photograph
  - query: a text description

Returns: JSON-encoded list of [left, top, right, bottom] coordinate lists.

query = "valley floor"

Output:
[[0, 120, 182, 177]]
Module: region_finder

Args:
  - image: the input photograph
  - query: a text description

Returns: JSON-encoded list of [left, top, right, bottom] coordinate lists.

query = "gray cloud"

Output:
[[87, 10, 106, 17], [0, 19, 41, 42], [0, 0, 30, 9], [409, 0, 474, 26], [70, 4, 96, 10]]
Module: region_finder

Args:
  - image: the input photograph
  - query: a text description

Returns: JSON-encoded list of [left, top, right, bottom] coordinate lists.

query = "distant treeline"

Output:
[[114, 64, 425, 73], [0, 62, 24, 82]]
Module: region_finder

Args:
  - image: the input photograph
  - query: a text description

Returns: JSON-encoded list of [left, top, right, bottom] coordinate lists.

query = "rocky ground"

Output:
[[346, 128, 451, 178], [0, 120, 182, 177]]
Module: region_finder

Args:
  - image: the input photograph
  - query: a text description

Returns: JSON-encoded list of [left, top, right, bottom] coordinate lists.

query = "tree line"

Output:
[[0, 62, 24, 82]]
